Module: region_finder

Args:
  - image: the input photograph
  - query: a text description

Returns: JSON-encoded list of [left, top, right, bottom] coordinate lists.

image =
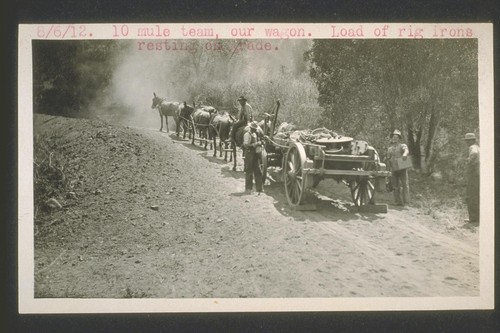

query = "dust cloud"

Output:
[[102, 39, 312, 130]]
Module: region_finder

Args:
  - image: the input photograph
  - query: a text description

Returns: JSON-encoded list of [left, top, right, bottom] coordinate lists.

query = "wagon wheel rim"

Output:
[[350, 176, 375, 206], [284, 142, 307, 206]]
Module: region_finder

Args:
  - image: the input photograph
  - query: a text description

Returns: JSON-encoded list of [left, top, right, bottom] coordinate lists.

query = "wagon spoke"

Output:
[[358, 181, 364, 203], [293, 150, 299, 172], [354, 186, 360, 198], [296, 181, 302, 194], [367, 182, 373, 200], [368, 181, 375, 191], [296, 188, 301, 203], [361, 180, 371, 205], [352, 182, 360, 197], [364, 186, 370, 202], [290, 183, 297, 203], [290, 150, 297, 172], [292, 187, 297, 203], [296, 181, 302, 199], [360, 182, 367, 205], [357, 189, 362, 205], [292, 149, 299, 173]]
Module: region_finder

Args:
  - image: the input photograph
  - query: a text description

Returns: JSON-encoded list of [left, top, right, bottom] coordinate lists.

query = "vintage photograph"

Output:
[[21, 26, 492, 311]]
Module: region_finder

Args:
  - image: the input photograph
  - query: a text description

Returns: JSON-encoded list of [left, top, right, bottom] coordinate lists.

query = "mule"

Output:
[[192, 106, 216, 149], [208, 110, 235, 161], [151, 92, 180, 133]]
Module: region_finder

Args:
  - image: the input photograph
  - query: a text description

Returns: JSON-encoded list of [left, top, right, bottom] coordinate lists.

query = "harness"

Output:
[[209, 121, 221, 138], [208, 114, 233, 139], [177, 113, 216, 141], [154, 97, 166, 110], [155, 98, 174, 116], [176, 106, 233, 141], [177, 114, 211, 128]]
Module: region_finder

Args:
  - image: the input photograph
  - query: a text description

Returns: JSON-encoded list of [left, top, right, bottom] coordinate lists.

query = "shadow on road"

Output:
[[167, 131, 239, 169], [221, 165, 245, 180], [229, 191, 251, 197], [262, 177, 385, 223], [179, 139, 209, 151], [168, 132, 191, 142], [202, 154, 232, 165]]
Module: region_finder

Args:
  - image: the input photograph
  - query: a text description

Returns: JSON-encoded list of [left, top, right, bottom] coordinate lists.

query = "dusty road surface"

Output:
[[33, 114, 479, 298]]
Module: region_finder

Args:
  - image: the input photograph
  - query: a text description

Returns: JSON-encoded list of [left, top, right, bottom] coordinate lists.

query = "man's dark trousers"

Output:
[[244, 147, 263, 192], [466, 173, 479, 222]]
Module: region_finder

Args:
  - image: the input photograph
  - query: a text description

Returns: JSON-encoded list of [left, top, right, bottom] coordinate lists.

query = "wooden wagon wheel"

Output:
[[259, 147, 268, 184], [350, 176, 375, 206], [284, 142, 309, 206]]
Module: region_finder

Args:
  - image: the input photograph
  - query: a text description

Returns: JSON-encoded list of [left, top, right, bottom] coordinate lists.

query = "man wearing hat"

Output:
[[230, 96, 254, 143], [386, 129, 410, 206], [242, 121, 263, 194], [464, 132, 480, 223]]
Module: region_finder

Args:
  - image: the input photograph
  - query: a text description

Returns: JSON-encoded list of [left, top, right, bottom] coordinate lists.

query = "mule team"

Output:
[[151, 92, 270, 172]]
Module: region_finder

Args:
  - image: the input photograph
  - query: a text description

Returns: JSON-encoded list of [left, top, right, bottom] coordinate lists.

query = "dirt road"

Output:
[[34, 114, 479, 298]]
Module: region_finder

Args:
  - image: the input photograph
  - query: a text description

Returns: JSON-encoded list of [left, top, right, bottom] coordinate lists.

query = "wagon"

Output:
[[259, 109, 391, 208]]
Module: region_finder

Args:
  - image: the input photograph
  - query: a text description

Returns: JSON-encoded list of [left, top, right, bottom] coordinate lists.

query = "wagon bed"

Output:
[[262, 127, 391, 208]]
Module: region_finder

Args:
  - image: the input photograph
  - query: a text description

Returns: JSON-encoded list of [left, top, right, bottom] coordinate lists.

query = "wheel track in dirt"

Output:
[[277, 208, 478, 296]]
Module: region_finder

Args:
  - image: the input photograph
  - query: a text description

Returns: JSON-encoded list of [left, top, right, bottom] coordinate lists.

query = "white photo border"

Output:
[[18, 23, 494, 313]]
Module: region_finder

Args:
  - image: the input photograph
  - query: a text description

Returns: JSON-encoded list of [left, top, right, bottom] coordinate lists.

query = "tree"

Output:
[[33, 40, 128, 117], [306, 39, 478, 173]]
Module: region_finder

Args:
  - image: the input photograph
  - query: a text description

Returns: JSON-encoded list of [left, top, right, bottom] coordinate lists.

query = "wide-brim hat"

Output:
[[390, 129, 402, 138], [249, 121, 258, 129], [464, 133, 476, 140], [237, 96, 247, 102]]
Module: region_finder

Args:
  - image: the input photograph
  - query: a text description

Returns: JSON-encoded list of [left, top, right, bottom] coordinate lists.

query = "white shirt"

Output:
[[243, 131, 257, 147], [239, 102, 253, 121]]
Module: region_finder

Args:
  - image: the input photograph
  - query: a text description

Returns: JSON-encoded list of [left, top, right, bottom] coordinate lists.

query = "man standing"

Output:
[[243, 121, 263, 194], [464, 133, 480, 223], [230, 96, 253, 143], [386, 129, 410, 206]]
